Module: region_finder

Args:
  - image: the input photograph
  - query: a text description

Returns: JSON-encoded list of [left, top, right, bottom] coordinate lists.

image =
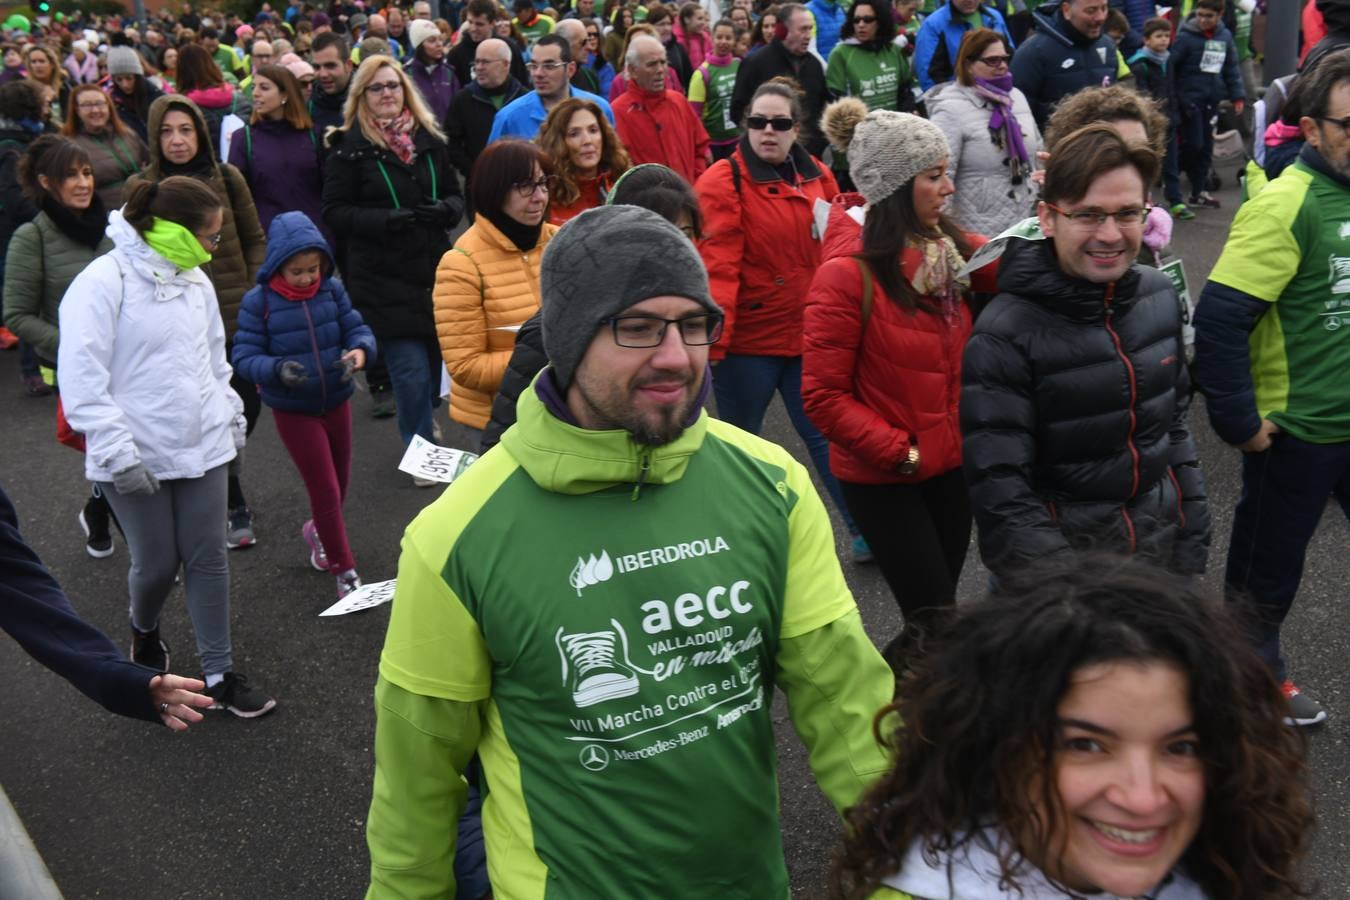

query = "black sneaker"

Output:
[[130, 626, 170, 671], [370, 386, 396, 419], [80, 496, 114, 558], [1282, 679, 1328, 727], [205, 672, 276, 718], [226, 506, 256, 550]]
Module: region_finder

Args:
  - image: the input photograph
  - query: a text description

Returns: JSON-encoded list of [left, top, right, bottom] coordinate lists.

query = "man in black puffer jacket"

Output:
[[961, 124, 1209, 582]]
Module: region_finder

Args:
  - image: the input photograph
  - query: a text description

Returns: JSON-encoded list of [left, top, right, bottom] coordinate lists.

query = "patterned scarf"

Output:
[[375, 107, 415, 165], [973, 74, 1029, 182], [908, 233, 970, 318]]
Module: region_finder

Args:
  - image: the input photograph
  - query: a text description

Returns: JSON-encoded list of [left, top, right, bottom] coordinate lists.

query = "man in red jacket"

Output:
[[614, 34, 710, 183]]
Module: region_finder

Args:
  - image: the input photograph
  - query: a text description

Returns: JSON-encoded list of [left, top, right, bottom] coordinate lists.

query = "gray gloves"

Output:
[[334, 354, 357, 384], [278, 360, 308, 387], [113, 463, 159, 496]]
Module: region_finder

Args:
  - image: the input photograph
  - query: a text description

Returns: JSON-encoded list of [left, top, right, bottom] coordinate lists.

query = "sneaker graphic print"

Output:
[[556, 620, 642, 707]]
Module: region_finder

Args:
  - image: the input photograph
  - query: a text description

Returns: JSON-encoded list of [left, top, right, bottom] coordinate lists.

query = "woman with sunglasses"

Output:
[[580, 23, 616, 98], [926, 28, 1041, 236], [433, 139, 556, 441], [58, 176, 277, 719], [324, 56, 462, 471], [826, 0, 914, 188], [696, 78, 872, 563]]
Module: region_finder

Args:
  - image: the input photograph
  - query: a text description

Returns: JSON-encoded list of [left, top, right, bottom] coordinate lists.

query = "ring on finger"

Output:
[[160, 702, 170, 714]]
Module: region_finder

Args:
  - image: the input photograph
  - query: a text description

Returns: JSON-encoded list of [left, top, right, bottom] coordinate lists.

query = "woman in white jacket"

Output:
[[924, 28, 1040, 238], [57, 176, 276, 719]]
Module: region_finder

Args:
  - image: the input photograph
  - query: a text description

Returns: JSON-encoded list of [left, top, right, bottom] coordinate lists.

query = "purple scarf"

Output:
[[973, 74, 1029, 180]]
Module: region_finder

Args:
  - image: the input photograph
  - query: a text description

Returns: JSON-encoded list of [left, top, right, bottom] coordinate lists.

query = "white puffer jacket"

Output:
[[57, 210, 244, 484], [925, 81, 1042, 238]]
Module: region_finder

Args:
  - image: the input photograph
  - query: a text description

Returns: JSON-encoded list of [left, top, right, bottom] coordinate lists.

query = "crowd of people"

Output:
[[0, 0, 1345, 897]]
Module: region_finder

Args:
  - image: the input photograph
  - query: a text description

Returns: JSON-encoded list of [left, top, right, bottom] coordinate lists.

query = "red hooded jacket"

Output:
[[695, 140, 839, 359], [612, 82, 710, 185], [802, 194, 995, 484]]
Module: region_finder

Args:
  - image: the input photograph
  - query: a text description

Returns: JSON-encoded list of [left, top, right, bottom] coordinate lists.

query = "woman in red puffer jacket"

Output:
[[803, 97, 996, 668]]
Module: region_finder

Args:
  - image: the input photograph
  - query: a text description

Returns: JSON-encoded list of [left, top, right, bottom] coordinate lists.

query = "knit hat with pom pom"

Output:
[[822, 97, 950, 205]]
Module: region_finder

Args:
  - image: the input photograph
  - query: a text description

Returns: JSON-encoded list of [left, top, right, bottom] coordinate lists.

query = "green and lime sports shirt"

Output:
[[367, 377, 894, 899], [1209, 158, 1350, 443]]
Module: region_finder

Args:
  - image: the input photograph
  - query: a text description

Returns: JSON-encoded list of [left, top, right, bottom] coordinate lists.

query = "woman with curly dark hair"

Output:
[[833, 554, 1312, 900], [537, 96, 630, 224]]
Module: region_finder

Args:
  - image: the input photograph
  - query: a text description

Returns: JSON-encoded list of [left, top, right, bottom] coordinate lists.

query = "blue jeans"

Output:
[[1225, 434, 1350, 682], [381, 337, 440, 446], [711, 353, 857, 534]]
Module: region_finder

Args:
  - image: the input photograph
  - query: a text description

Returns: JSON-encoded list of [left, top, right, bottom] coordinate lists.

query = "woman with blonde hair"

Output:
[[323, 56, 462, 467], [23, 44, 67, 126], [61, 83, 148, 209], [227, 64, 331, 246], [537, 96, 630, 224]]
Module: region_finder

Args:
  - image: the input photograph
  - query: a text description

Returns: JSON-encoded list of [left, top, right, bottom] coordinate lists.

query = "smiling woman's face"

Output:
[[1028, 661, 1205, 898]]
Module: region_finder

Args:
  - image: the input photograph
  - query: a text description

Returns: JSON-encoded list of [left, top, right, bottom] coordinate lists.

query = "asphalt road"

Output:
[[4, 165, 1349, 899]]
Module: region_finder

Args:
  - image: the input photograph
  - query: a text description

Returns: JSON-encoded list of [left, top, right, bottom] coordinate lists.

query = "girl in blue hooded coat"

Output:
[[232, 211, 377, 600]]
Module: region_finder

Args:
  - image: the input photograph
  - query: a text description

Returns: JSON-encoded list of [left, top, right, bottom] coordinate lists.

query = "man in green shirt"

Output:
[[1192, 51, 1350, 729], [365, 206, 894, 899]]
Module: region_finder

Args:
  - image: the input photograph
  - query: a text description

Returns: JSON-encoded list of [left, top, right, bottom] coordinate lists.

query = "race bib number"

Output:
[[397, 435, 478, 483], [1200, 40, 1226, 74], [1160, 258, 1195, 348]]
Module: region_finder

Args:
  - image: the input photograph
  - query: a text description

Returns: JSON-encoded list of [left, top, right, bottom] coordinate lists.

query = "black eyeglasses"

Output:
[[513, 174, 557, 197], [602, 313, 725, 348], [852, 14, 876, 23], [745, 115, 795, 131], [1046, 203, 1150, 229], [1317, 115, 1350, 136], [977, 54, 1012, 66]]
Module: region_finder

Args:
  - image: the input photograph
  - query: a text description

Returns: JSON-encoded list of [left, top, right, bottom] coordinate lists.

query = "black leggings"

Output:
[[839, 468, 972, 660]]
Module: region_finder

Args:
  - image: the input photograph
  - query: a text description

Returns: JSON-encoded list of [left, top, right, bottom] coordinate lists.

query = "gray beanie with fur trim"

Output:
[[541, 205, 720, 389], [822, 97, 950, 205]]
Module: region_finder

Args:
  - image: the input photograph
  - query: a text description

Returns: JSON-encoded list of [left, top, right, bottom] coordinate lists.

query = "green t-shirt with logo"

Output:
[[368, 380, 893, 899], [826, 41, 908, 113], [515, 12, 556, 49], [1209, 158, 1350, 442], [689, 58, 742, 142]]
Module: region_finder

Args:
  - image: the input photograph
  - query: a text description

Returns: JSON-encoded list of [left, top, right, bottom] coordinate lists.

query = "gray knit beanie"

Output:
[[106, 46, 144, 77], [541, 205, 720, 389], [821, 97, 950, 205]]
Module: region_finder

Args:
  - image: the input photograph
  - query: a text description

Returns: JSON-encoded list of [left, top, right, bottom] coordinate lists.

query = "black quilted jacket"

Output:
[[959, 239, 1210, 580]]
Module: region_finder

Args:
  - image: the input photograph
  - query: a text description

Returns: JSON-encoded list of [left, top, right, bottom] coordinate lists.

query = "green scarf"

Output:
[[144, 217, 212, 270]]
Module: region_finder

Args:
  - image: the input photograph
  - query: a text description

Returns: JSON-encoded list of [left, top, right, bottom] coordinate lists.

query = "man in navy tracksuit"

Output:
[[1010, 0, 1118, 127]]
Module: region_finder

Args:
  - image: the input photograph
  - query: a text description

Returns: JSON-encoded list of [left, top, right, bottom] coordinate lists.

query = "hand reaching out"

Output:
[[336, 348, 367, 383], [149, 674, 214, 731]]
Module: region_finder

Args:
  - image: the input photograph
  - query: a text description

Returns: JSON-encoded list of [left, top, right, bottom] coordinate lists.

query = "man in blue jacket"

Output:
[[913, 0, 1013, 91], [1011, 0, 1117, 127], [487, 34, 613, 142], [808, 0, 848, 60]]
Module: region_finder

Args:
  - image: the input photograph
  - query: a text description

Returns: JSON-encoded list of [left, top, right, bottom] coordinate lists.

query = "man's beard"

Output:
[[574, 373, 699, 447]]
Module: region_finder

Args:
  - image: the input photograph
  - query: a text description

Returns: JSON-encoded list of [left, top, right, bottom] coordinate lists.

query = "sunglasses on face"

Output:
[[852, 14, 876, 23], [746, 115, 794, 131], [977, 54, 1011, 66]]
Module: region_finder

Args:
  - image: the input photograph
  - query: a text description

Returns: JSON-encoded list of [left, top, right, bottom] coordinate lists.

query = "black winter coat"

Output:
[[445, 78, 528, 181], [960, 239, 1210, 579], [480, 309, 545, 453], [322, 126, 464, 342], [1009, 3, 1118, 127], [731, 41, 828, 156], [0, 125, 38, 256]]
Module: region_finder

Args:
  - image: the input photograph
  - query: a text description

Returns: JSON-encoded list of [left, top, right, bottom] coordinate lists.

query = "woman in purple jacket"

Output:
[[226, 65, 334, 250]]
